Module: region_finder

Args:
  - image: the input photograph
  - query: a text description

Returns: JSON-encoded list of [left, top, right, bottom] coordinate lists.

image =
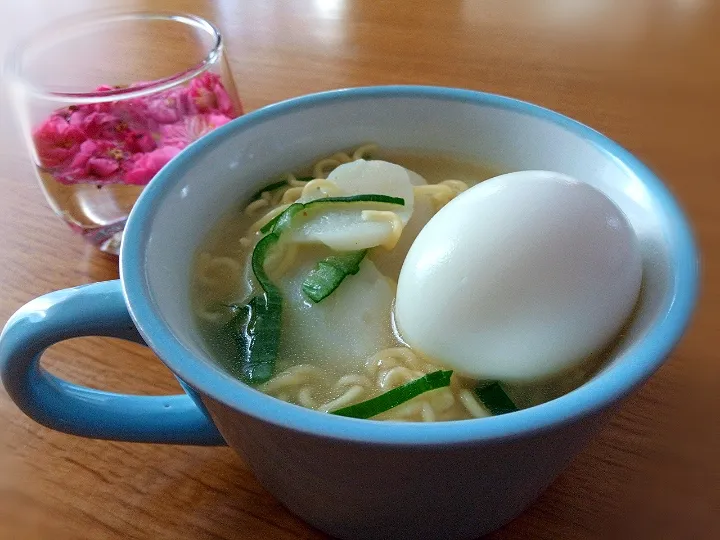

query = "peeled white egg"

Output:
[[394, 170, 642, 381]]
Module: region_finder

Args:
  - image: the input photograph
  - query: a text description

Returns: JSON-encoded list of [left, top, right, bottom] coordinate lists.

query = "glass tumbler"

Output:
[[7, 12, 242, 254]]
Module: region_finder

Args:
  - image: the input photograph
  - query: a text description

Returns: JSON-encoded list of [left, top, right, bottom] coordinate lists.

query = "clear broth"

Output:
[[191, 148, 608, 420]]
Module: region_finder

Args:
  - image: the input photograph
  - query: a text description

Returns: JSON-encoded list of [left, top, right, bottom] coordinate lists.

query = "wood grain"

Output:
[[1, 1, 718, 539]]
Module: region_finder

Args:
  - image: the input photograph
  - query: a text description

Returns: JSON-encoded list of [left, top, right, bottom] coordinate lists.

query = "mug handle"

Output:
[[0, 280, 225, 445]]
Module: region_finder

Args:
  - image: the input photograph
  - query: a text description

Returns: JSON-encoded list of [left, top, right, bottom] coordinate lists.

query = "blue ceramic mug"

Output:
[[0, 87, 698, 540]]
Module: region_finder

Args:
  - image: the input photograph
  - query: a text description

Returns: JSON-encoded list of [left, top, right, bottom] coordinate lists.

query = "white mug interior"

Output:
[[135, 90, 671, 382]]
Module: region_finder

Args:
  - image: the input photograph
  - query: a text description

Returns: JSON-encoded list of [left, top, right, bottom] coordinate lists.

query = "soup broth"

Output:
[[191, 146, 606, 421]]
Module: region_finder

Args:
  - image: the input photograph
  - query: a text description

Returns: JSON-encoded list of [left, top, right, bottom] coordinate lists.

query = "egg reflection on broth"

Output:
[[191, 146, 642, 422]]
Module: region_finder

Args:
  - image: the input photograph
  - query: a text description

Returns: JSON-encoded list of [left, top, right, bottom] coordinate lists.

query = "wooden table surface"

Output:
[[1, 1, 718, 539]]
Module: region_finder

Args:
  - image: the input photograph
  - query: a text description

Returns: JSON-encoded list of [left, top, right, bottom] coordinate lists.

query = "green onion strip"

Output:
[[331, 370, 453, 419], [250, 176, 314, 201], [474, 381, 518, 415], [224, 194, 404, 385], [301, 250, 367, 303]]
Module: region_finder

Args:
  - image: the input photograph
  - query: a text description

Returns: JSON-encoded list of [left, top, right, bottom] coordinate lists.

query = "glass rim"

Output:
[[6, 11, 223, 104]]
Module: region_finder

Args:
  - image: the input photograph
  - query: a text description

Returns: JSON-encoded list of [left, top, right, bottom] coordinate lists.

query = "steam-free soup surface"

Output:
[[191, 146, 606, 421]]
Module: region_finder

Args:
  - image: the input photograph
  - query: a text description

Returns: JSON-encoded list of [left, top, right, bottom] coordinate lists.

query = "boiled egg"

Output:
[[394, 170, 642, 381]]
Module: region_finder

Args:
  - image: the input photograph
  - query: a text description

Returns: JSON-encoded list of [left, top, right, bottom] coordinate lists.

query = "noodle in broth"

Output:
[[191, 145, 603, 421]]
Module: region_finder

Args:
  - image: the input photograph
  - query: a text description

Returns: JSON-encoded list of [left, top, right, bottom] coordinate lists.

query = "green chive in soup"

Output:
[[191, 145, 638, 421]]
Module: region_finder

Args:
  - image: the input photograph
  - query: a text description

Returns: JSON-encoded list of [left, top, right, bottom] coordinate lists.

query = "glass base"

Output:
[[100, 232, 123, 255], [82, 222, 125, 255], [37, 171, 141, 254]]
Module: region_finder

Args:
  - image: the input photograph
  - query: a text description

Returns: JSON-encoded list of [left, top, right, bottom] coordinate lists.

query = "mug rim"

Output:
[[121, 85, 698, 445]]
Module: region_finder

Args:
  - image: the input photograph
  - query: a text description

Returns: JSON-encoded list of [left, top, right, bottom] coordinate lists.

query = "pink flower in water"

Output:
[[33, 115, 87, 169], [124, 130, 157, 153], [189, 72, 235, 116], [65, 106, 89, 126], [160, 113, 233, 148], [81, 85, 119, 114], [140, 87, 198, 124], [79, 111, 125, 139], [32, 75, 240, 187], [62, 105, 132, 139], [124, 145, 182, 185], [60, 139, 128, 183]]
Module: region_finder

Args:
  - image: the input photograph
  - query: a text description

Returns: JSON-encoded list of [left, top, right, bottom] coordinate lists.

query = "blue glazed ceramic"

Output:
[[0, 86, 698, 540]]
